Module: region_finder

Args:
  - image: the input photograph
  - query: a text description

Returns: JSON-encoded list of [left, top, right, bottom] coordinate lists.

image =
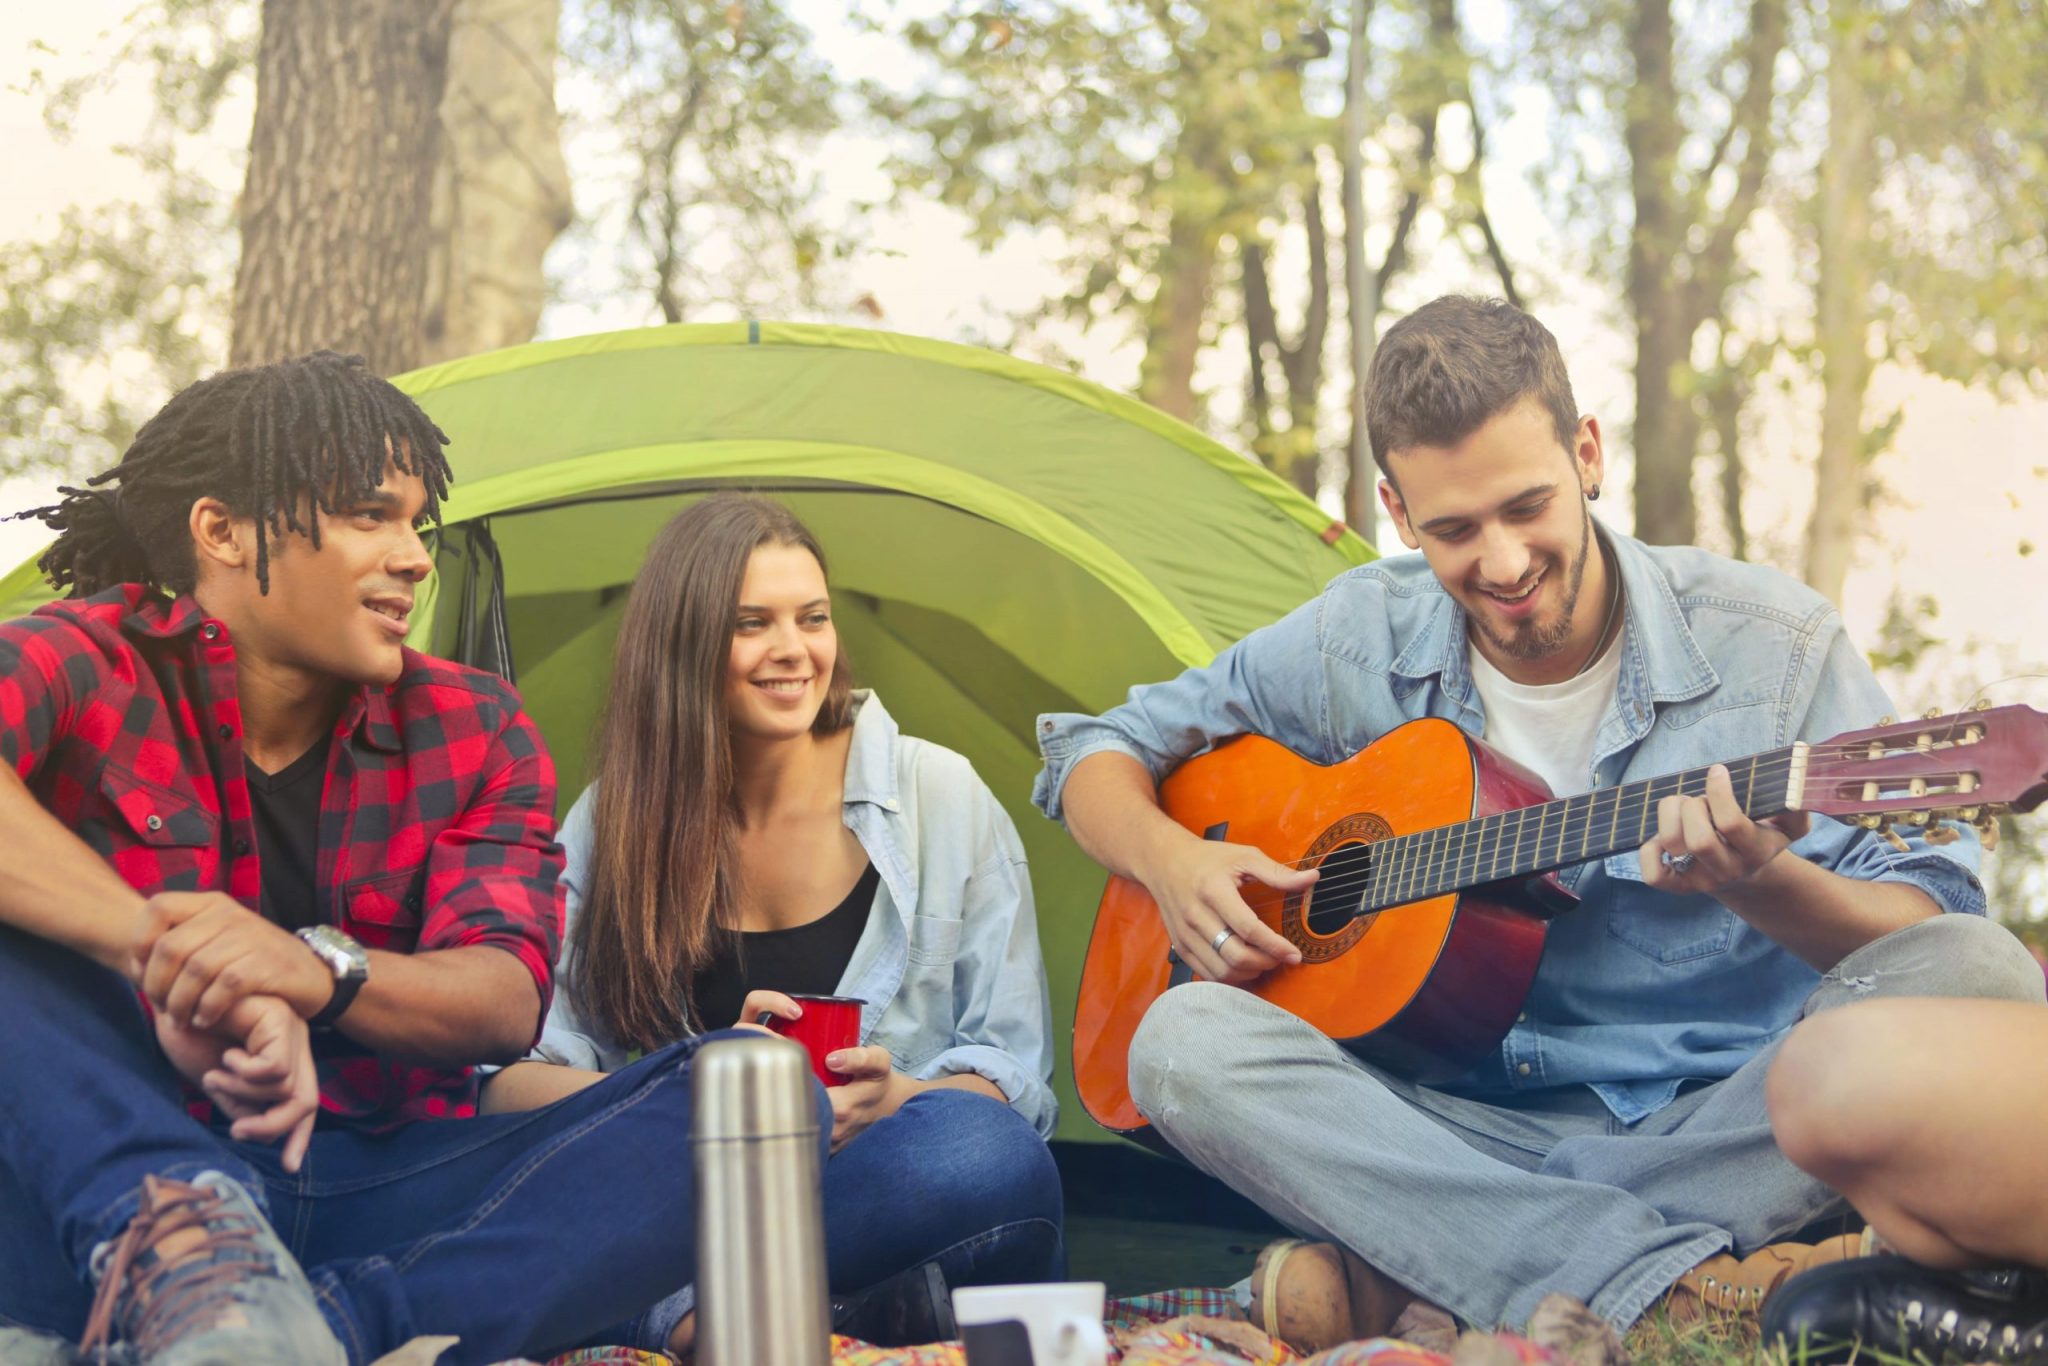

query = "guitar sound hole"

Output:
[[1306, 842, 1373, 937]]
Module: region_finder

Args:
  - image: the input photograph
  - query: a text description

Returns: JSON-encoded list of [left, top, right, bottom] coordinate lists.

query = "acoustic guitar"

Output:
[[1072, 705, 2048, 1141]]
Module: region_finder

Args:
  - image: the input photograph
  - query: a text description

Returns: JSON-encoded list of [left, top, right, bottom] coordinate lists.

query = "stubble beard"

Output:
[[1472, 509, 1594, 664]]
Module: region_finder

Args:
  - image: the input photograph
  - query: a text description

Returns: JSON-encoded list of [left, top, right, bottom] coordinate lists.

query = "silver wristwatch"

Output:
[[296, 924, 369, 1029]]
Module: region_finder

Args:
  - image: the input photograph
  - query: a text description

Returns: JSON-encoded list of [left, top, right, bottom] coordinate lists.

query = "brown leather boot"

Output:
[[1665, 1233, 1870, 1324]]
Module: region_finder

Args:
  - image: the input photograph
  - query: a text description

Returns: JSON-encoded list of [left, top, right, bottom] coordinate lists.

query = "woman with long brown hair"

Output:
[[485, 493, 1061, 1350]]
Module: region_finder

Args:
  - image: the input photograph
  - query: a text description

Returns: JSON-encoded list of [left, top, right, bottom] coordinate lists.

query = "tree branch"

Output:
[[1282, 160, 1331, 402], [1375, 108, 1439, 297], [1685, 0, 1785, 324], [1460, 95, 1521, 308], [1242, 238, 1279, 441]]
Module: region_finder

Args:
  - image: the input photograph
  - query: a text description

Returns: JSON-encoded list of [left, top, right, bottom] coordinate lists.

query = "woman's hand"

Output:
[[823, 1044, 910, 1151], [732, 988, 802, 1036]]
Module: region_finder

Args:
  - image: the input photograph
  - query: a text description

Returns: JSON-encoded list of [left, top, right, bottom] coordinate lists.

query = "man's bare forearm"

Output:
[[329, 944, 545, 1068], [1720, 855, 1940, 972], [0, 764, 146, 974], [1058, 751, 1199, 885]]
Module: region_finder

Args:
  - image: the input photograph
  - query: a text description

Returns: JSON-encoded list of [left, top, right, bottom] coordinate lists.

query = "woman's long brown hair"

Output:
[[570, 493, 855, 1051]]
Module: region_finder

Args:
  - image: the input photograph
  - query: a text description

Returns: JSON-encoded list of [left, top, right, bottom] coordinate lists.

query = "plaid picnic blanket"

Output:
[[536, 1288, 1566, 1366]]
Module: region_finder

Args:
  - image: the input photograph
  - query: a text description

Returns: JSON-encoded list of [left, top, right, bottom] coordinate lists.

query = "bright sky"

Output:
[[4, 1, 2044, 721]]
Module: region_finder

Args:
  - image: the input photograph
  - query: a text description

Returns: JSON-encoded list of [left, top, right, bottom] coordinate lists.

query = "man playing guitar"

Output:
[[1032, 296, 2046, 1348]]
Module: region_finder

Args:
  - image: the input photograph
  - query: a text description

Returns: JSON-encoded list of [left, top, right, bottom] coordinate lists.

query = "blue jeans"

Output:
[[632, 1086, 1067, 1347], [0, 927, 1062, 1363]]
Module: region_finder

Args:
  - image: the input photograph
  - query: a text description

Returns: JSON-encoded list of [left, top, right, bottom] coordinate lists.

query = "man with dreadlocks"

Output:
[[0, 352, 737, 1365]]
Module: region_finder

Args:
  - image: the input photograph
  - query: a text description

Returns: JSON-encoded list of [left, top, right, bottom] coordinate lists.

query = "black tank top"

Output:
[[691, 861, 880, 1031]]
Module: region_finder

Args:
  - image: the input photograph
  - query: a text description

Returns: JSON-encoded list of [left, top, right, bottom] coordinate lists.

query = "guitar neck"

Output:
[[1359, 746, 1799, 913]]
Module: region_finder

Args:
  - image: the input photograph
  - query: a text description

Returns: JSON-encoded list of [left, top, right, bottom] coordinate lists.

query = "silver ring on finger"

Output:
[[1210, 927, 1236, 954], [1665, 851, 1698, 874]]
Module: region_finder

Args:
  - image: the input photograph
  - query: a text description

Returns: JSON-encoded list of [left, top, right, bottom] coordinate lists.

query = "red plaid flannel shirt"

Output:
[[0, 586, 565, 1130]]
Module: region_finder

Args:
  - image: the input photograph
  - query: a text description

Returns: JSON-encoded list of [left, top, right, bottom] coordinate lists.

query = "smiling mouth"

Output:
[[365, 600, 412, 628], [1480, 573, 1543, 605], [752, 678, 811, 693]]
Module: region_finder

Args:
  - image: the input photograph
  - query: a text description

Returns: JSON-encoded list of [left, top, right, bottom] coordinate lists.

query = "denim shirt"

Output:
[[539, 690, 1058, 1136], [1033, 526, 1985, 1124]]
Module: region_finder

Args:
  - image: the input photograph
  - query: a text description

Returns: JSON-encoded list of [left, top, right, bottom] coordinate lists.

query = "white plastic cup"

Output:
[[952, 1282, 1110, 1366]]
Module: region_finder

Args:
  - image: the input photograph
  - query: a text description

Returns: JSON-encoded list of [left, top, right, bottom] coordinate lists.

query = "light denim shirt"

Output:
[[1033, 526, 1986, 1124], [539, 690, 1058, 1136]]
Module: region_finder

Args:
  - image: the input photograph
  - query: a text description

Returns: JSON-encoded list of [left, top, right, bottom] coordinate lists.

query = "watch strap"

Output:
[[307, 969, 364, 1029], [298, 926, 368, 1030]]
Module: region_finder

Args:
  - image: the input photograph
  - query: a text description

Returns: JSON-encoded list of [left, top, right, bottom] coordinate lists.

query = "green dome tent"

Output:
[[0, 323, 1373, 1141]]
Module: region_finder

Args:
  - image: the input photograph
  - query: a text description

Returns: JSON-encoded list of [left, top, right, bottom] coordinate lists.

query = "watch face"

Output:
[[303, 925, 369, 979]]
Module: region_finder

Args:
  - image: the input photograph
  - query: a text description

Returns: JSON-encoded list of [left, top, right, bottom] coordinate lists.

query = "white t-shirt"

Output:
[[1467, 629, 1624, 798]]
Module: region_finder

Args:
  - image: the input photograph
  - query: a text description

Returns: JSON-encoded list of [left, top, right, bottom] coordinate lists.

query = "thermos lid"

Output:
[[691, 1034, 822, 1142]]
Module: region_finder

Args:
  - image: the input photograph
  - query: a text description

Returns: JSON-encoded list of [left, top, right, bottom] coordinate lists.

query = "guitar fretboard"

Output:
[[1354, 747, 1797, 913]]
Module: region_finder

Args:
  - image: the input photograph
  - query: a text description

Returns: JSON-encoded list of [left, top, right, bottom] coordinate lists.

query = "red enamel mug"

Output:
[[760, 994, 866, 1086]]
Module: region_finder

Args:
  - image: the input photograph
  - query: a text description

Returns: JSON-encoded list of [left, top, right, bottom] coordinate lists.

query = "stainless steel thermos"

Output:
[[692, 1033, 832, 1366]]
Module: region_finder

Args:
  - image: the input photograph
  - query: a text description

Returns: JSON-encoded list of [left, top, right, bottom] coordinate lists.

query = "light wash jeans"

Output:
[[1128, 914, 2047, 1332]]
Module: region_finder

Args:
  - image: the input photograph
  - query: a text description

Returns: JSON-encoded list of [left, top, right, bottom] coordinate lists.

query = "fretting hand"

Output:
[[1639, 763, 1810, 897]]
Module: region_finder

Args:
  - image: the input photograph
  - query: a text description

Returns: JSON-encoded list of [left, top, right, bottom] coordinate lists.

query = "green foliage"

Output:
[[0, 2, 253, 479], [566, 0, 846, 321], [1848, 0, 2048, 390], [0, 169, 231, 480], [1509, 0, 1792, 285], [1, 0, 852, 479], [1864, 589, 1940, 675], [856, 0, 1336, 345], [1866, 599, 2048, 929]]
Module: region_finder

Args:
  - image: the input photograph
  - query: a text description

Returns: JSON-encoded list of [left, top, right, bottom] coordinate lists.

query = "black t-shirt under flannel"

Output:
[[246, 735, 330, 932]]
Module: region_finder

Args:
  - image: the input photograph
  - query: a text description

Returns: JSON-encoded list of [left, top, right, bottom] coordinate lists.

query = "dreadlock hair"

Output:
[[14, 351, 452, 598]]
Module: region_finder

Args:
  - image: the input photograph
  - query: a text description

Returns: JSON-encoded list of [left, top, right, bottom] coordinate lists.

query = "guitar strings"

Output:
[[1243, 755, 1994, 909], [1277, 782, 1981, 907], [1198, 712, 2017, 915]]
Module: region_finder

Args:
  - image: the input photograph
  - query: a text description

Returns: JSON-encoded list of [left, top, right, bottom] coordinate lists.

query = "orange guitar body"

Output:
[[1072, 718, 1573, 1141]]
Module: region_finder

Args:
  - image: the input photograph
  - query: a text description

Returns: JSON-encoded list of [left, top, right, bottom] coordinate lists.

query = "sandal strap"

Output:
[[1256, 1239, 1310, 1341]]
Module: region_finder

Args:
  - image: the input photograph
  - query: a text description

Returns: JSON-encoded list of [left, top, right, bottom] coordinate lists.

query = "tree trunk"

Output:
[[1707, 341, 1750, 562], [419, 0, 573, 366], [1803, 9, 1874, 604], [1280, 166, 1332, 499], [1626, 0, 1697, 547], [1243, 240, 1280, 455], [231, 0, 459, 375], [1139, 211, 1218, 422], [1340, 0, 1378, 540]]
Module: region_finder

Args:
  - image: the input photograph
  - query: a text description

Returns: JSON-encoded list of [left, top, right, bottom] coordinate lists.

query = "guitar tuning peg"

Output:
[[1880, 828, 1912, 853], [1903, 809, 1931, 826], [1972, 698, 1994, 711], [1878, 715, 1895, 726], [1923, 708, 1943, 720], [1924, 822, 1962, 846], [1973, 815, 2001, 852], [1856, 813, 1884, 830]]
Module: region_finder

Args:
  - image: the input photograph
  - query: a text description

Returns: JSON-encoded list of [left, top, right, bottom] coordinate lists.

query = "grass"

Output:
[[1623, 1311, 1936, 1366], [1625, 1312, 1782, 1365]]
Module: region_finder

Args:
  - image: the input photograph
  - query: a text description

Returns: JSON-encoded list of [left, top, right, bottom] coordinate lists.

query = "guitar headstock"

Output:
[[1798, 704, 2048, 848]]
